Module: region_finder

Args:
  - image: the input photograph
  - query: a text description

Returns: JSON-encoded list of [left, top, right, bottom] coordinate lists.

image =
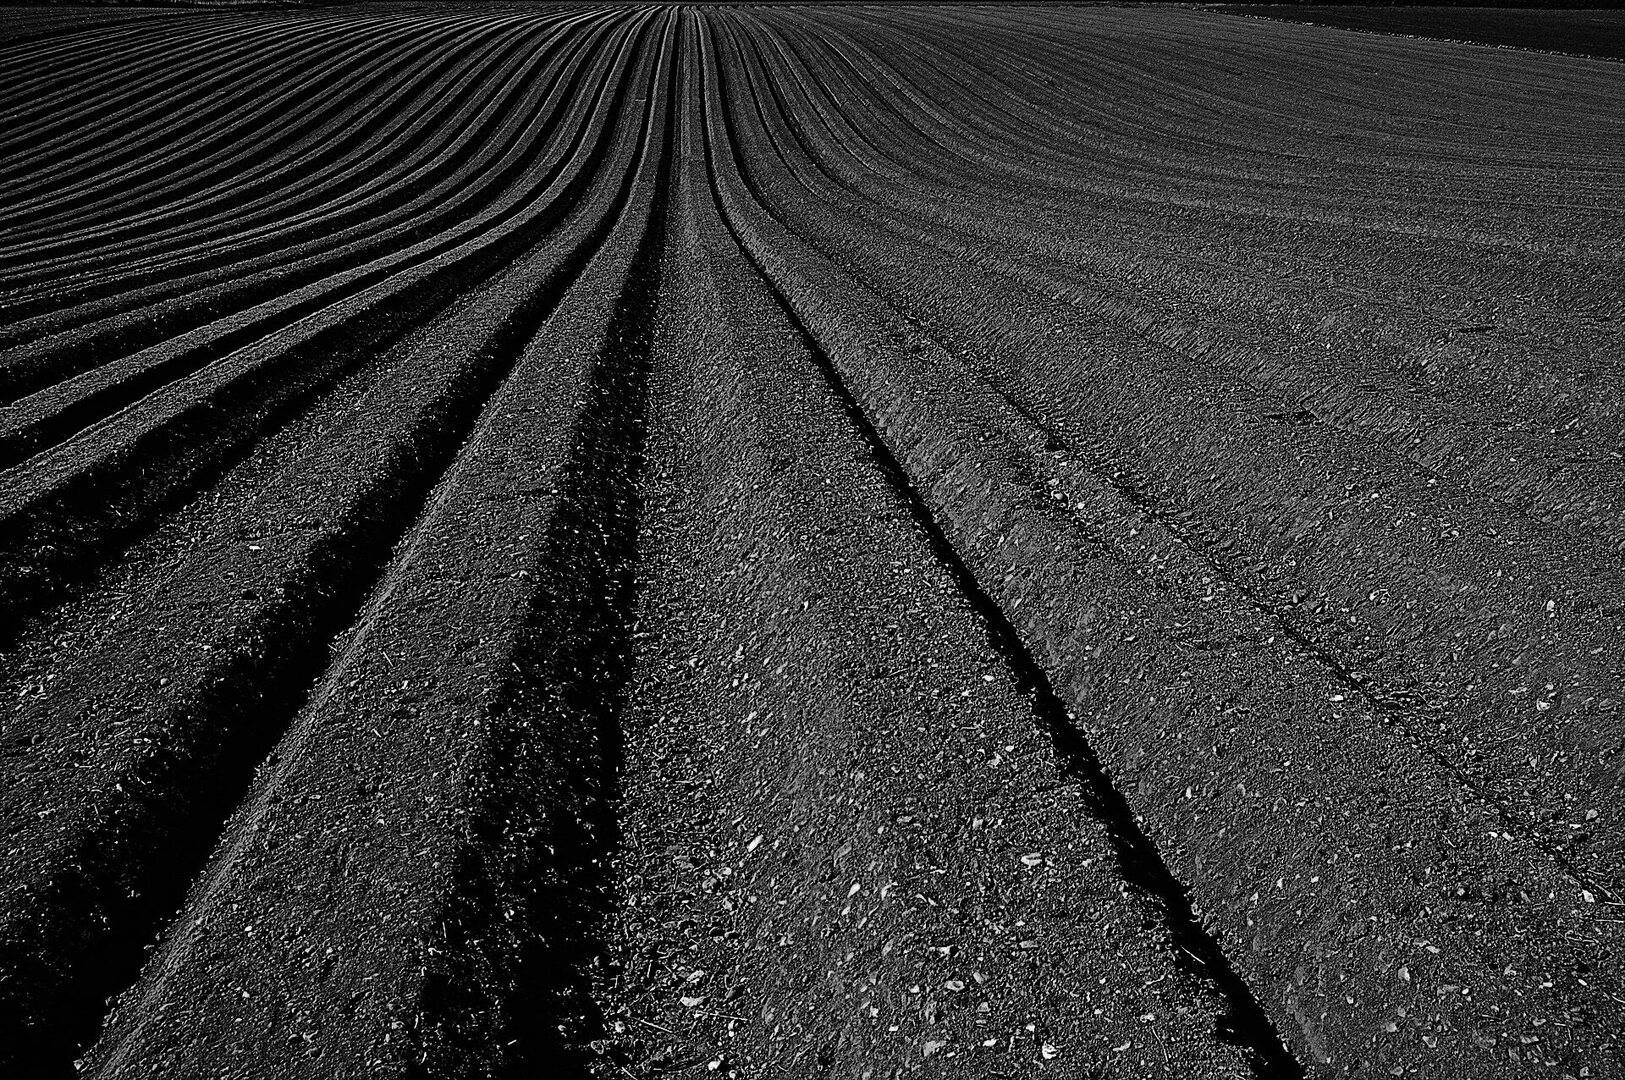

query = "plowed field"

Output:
[[2, 5, 1622, 1078]]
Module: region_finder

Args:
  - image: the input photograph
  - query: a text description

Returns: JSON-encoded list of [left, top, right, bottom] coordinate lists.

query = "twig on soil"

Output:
[[632, 1015, 679, 1036]]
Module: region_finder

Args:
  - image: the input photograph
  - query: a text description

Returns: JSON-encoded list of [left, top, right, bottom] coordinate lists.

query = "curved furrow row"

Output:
[[694, 14, 1294, 1076], [0, 11, 579, 292], [730, 11, 1625, 541], [0, 13, 432, 212], [993, 8, 1609, 179], [701, 8, 1625, 1075], [749, 13, 1625, 478], [0, 14, 305, 148], [0, 10, 543, 200], [0, 14, 640, 481], [831, 6, 1625, 230], [783, 7, 1612, 282], [725, 0, 1625, 883], [772, 6, 1623, 270], [0, 12, 541, 269], [733, 12, 1625, 586], [732, 12, 1625, 569], [2, 7, 1621, 1079], [75, 14, 679, 1079], [0, 11, 643, 638], [0, 13, 610, 386], [0, 7, 179, 52], [803, 10, 1450, 212], [0, 8, 669, 1075], [871, 7, 1618, 285], [643, 22, 1282, 1079], [725, 9, 1625, 878], [0, 19, 212, 114]]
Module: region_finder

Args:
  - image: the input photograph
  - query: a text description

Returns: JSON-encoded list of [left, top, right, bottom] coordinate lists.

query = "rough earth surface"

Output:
[[1, 5, 1621, 1079]]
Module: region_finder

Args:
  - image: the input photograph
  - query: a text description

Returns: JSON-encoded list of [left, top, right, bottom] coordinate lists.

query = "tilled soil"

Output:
[[1, 5, 1621, 1079], [1219, 6, 1625, 63]]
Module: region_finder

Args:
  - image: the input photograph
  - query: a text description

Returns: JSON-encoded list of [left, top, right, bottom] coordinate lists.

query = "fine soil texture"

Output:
[[1, 5, 1622, 1079]]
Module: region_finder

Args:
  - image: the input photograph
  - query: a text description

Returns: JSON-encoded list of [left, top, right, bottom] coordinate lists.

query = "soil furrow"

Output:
[[4, 7, 1621, 1078], [0, 12, 650, 630], [74, 15, 676, 1077], [0, 20, 667, 1073], [0, 13, 607, 377], [587, 30, 1253, 1076], [715, 9, 1625, 888], [713, 21, 1625, 893], [728, 12, 1625, 555], [0, 16, 631, 456], [697, 13, 1625, 1071], [784, 283, 1301, 1080], [695, 43, 1293, 1077], [0, 12, 597, 324], [0, 14, 530, 277]]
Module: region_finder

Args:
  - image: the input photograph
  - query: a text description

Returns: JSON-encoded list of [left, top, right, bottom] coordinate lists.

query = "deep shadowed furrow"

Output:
[[722, 7, 1625, 901], [0, 12, 601, 328], [0, 13, 610, 390], [0, 13, 543, 279], [0, 11, 648, 636], [1, 6, 1621, 1079], [694, 20, 1295, 1078], [0, 16, 624, 458], [699, 8, 1625, 1075], [741, 8, 1625, 549], [768, 246, 1302, 1080], [0, 12, 662, 1073], [583, 23, 1256, 1078], [74, 14, 677, 1079], [718, 6, 1625, 889]]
